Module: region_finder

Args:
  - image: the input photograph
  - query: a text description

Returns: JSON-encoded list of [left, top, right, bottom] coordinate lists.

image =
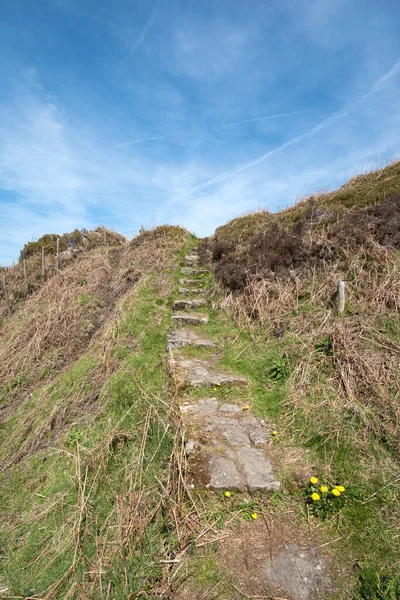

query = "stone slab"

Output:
[[168, 358, 248, 388], [173, 298, 207, 310], [236, 447, 280, 492], [179, 278, 202, 286], [180, 398, 219, 417], [181, 267, 208, 276], [171, 313, 208, 326], [178, 287, 202, 295], [167, 329, 215, 349], [219, 403, 242, 415], [263, 544, 330, 600], [209, 455, 246, 491], [185, 255, 200, 265], [248, 427, 268, 447]]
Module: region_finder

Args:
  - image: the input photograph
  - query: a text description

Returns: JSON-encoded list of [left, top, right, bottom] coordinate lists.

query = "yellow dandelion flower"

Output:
[[272, 431, 278, 436], [337, 485, 345, 492], [242, 405, 250, 411], [331, 488, 340, 497], [224, 491, 231, 498], [217, 383, 221, 386], [251, 512, 258, 519], [311, 493, 320, 501], [310, 476, 318, 485], [213, 387, 217, 391], [320, 485, 328, 493]]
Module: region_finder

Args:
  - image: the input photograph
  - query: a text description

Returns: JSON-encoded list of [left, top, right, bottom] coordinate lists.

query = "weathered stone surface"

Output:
[[236, 447, 280, 492], [209, 455, 246, 491], [179, 278, 201, 286], [219, 403, 242, 414], [263, 544, 330, 600], [222, 422, 250, 447], [167, 329, 215, 349], [171, 312, 208, 326], [181, 267, 208, 276], [169, 358, 248, 388], [248, 427, 268, 447], [178, 287, 202, 295], [185, 254, 200, 265], [180, 398, 219, 417], [173, 298, 207, 310]]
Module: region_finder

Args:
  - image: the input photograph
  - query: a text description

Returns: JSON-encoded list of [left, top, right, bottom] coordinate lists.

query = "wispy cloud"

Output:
[[120, 0, 159, 63], [175, 56, 400, 201], [226, 108, 325, 127], [117, 134, 170, 148]]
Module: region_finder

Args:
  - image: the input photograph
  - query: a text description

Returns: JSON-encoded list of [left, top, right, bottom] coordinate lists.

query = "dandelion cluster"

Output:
[[306, 476, 347, 518]]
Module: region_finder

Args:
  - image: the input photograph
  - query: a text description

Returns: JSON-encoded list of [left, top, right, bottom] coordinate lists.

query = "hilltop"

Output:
[[0, 162, 399, 600]]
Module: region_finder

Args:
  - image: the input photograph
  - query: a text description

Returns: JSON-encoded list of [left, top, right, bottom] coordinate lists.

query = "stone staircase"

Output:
[[167, 247, 280, 494]]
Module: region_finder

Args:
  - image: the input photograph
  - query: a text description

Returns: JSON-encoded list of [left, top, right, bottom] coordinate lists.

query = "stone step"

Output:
[[167, 329, 216, 349], [179, 398, 280, 493], [181, 267, 208, 276], [168, 358, 248, 388], [171, 312, 209, 326], [185, 254, 200, 266], [173, 298, 207, 310], [179, 278, 203, 286], [178, 287, 202, 295]]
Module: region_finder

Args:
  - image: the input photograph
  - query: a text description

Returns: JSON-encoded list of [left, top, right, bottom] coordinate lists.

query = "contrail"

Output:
[[121, 0, 159, 64], [227, 107, 324, 127], [117, 134, 170, 148], [174, 57, 400, 201]]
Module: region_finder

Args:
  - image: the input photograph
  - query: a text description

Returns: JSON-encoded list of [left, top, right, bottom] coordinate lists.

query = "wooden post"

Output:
[[56, 237, 60, 270], [2, 274, 10, 314], [42, 246, 45, 279], [337, 280, 345, 313], [23, 255, 28, 291]]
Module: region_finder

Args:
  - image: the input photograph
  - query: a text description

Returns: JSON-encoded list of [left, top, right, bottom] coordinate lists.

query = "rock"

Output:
[[179, 279, 202, 286], [263, 544, 330, 600], [221, 422, 250, 447], [167, 329, 215, 349], [185, 255, 200, 265], [180, 398, 219, 416], [236, 447, 280, 492], [181, 267, 208, 276], [173, 299, 207, 310], [168, 358, 248, 388], [178, 287, 202, 295], [219, 403, 242, 414], [171, 313, 209, 326], [185, 440, 199, 456], [248, 427, 268, 447], [209, 455, 246, 491]]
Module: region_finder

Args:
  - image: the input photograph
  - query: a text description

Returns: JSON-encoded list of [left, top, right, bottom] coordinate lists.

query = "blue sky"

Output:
[[0, 0, 400, 264]]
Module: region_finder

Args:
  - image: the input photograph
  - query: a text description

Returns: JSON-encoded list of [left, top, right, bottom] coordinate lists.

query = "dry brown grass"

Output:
[[0, 225, 189, 419]]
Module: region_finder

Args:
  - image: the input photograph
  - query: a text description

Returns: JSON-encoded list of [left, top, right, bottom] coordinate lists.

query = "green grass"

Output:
[[174, 270, 400, 598], [0, 235, 196, 597]]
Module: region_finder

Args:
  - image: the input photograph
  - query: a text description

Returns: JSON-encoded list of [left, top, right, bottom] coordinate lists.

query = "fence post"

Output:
[[337, 280, 345, 313], [23, 255, 29, 291], [56, 238, 60, 270], [42, 246, 45, 279], [2, 274, 10, 314]]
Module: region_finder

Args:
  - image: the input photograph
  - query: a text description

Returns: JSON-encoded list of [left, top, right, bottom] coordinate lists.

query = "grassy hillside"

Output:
[[0, 226, 196, 597], [1, 162, 399, 599], [198, 161, 400, 598]]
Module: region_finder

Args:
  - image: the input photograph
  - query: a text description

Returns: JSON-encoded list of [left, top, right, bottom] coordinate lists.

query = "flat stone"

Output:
[[168, 358, 248, 388], [222, 423, 250, 447], [171, 313, 208, 326], [178, 287, 202, 295], [180, 398, 219, 417], [236, 447, 280, 492], [219, 403, 242, 414], [209, 455, 246, 491], [181, 267, 208, 276], [248, 427, 268, 447], [173, 298, 207, 310], [263, 544, 330, 600], [167, 329, 215, 349], [185, 255, 200, 265], [179, 278, 202, 286]]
